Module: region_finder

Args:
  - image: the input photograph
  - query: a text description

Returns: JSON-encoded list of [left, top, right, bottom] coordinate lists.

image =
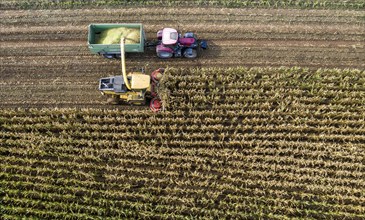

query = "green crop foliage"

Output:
[[1, 67, 365, 219]]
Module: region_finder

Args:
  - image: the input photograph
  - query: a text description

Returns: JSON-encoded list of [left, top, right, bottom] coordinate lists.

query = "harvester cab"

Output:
[[99, 37, 164, 112], [156, 28, 207, 59]]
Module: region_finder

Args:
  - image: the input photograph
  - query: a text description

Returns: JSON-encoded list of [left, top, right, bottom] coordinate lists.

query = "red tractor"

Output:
[[156, 28, 207, 59]]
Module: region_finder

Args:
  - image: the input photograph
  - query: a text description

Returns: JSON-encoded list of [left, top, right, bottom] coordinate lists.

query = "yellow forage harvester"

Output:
[[97, 27, 140, 44]]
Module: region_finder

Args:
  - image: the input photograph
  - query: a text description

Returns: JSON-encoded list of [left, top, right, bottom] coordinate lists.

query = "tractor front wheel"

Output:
[[157, 51, 173, 59]]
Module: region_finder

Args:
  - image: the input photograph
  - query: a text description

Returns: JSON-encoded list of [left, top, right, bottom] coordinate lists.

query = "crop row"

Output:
[[2, 12, 363, 28], [1, 0, 364, 10], [3, 138, 365, 177], [3, 131, 364, 159]]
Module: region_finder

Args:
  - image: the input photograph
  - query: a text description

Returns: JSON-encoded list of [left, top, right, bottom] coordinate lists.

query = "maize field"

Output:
[[1, 0, 365, 219], [1, 67, 365, 219]]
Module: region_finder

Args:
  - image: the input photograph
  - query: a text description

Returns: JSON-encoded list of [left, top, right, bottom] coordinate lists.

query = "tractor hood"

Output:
[[162, 28, 178, 45]]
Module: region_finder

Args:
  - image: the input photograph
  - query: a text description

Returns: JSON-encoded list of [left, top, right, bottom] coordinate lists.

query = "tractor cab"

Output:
[[161, 28, 179, 45]]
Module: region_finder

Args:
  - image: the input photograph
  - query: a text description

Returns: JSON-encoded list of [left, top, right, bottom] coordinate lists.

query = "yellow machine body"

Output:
[[100, 73, 151, 105], [130, 73, 150, 90]]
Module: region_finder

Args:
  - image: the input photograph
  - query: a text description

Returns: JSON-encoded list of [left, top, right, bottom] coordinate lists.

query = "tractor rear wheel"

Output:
[[183, 49, 197, 58]]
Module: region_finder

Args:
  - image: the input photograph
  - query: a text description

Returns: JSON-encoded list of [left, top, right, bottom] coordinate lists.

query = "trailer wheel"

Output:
[[103, 54, 114, 59]]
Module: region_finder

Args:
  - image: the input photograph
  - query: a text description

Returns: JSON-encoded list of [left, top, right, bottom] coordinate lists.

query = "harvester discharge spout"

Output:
[[120, 37, 131, 90]]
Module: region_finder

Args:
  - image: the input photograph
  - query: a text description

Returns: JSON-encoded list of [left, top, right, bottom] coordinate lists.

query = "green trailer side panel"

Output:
[[88, 23, 145, 54]]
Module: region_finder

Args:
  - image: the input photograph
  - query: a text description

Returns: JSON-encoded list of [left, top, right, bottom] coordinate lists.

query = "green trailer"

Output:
[[88, 23, 145, 58]]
